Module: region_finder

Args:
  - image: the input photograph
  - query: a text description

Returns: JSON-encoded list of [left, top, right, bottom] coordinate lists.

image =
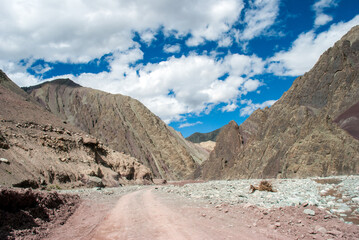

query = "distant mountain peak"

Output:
[[186, 127, 223, 143], [49, 78, 81, 87], [22, 78, 81, 93]]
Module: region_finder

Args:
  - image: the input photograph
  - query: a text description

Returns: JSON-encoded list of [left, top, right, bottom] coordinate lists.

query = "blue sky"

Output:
[[0, 0, 358, 137]]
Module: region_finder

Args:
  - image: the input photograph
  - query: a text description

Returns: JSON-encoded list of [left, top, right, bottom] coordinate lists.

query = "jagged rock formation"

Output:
[[24, 79, 208, 180], [186, 128, 222, 143], [202, 25, 359, 179], [0, 71, 152, 188]]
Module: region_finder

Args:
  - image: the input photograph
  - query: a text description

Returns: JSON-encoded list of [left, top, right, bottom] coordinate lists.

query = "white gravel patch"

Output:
[[161, 175, 359, 224]]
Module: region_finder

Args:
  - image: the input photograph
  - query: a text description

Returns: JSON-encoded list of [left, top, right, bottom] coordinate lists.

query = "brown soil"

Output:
[[0, 187, 80, 240], [46, 186, 359, 240]]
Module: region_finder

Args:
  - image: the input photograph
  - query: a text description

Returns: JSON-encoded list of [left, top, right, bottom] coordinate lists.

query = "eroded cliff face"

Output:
[[25, 80, 208, 180], [0, 71, 152, 188], [202, 25, 359, 179]]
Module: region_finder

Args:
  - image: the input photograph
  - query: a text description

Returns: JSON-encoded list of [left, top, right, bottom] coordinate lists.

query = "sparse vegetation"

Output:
[[250, 180, 276, 193], [47, 184, 62, 191]]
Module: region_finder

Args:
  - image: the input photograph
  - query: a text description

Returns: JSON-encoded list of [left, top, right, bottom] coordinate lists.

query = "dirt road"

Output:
[[90, 188, 270, 240], [47, 186, 359, 240]]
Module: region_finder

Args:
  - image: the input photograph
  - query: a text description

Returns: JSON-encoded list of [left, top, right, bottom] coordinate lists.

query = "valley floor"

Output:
[[44, 176, 359, 240]]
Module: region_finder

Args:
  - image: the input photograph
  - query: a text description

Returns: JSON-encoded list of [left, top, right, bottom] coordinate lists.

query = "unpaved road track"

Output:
[[90, 188, 270, 240], [47, 186, 359, 240], [48, 187, 281, 240]]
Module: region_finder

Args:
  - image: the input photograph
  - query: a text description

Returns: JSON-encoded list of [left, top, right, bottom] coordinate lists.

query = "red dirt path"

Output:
[[46, 186, 359, 240]]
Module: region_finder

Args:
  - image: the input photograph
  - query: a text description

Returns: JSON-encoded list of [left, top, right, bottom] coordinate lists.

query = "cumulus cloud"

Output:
[[312, 0, 337, 27], [239, 0, 280, 41], [268, 15, 359, 76], [0, 0, 244, 63], [240, 99, 276, 116], [163, 44, 181, 54], [65, 53, 265, 123], [218, 37, 233, 47], [221, 102, 238, 112], [224, 53, 265, 77], [315, 14, 333, 27], [179, 121, 203, 129]]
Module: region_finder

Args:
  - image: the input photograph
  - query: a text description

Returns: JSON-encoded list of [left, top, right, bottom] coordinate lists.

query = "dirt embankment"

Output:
[[0, 187, 80, 240]]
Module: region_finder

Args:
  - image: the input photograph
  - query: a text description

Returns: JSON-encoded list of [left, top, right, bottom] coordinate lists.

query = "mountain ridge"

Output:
[[202, 25, 359, 179], [0, 71, 152, 188], [186, 128, 222, 143], [25, 78, 209, 180]]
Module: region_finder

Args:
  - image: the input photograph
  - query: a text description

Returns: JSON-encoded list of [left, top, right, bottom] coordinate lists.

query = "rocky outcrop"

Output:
[[0, 71, 152, 188], [186, 128, 222, 143], [202, 25, 359, 179], [201, 121, 243, 179], [25, 79, 209, 180]]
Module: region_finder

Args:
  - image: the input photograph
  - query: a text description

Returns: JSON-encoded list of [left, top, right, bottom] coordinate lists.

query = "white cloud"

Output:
[[140, 30, 157, 45], [59, 52, 266, 123], [268, 15, 359, 76], [221, 102, 238, 112], [0, 0, 244, 63], [31, 63, 52, 75], [240, 99, 276, 116], [163, 44, 181, 54], [243, 79, 262, 92], [240, 0, 280, 41], [312, 0, 337, 27], [313, 0, 336, 9], [224, 53, 265, 77], [315, 13, 333, 27], [218, 36, 233, 47], [179, 121, 203, 129]]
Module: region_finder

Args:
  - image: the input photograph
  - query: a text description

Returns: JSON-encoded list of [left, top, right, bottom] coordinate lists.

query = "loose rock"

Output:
[[303, 209, 316, 216]]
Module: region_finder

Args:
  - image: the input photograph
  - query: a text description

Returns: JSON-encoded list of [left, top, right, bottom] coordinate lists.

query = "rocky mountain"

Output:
[[202, 25, 359, 179], [0, 70, 152, 188], [186, 128, 222, 143], [24, 79, 208, 180]]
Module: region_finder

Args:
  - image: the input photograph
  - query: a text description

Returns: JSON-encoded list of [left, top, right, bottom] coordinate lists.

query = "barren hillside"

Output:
[[24, 79, 208, 180], [0, 70, 152, 188]]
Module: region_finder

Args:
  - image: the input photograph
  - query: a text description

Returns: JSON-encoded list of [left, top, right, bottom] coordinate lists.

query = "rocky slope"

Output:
[[0, 70, 152, 188], [186, 128, 222, 143], [202, 25, 359, 179], [24, 79, 208, 180]]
